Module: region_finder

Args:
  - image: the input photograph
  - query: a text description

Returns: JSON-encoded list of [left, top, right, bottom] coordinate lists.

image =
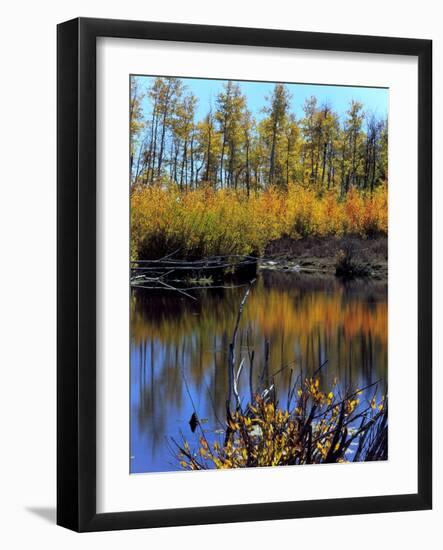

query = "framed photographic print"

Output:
[[57, 17, 432, 531]]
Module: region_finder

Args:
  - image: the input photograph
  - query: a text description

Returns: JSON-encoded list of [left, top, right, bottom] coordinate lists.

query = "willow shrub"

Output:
[[131, 183, 388, 261], [176, 377, 387, 469]]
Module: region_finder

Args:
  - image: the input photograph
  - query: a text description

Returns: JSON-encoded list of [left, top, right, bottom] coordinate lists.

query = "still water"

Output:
[[130, 271, 387, 473]]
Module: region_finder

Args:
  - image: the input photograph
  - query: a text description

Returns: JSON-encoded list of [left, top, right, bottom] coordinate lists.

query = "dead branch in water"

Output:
[[227, 279, 256, 406], [130, 254, 259, 298]]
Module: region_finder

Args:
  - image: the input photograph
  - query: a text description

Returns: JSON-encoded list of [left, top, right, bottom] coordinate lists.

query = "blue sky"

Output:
[[133, 75, 388, 123]]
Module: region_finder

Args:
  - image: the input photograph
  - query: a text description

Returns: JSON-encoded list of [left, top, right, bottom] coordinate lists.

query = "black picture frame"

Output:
[[57, 17, 432, 532]]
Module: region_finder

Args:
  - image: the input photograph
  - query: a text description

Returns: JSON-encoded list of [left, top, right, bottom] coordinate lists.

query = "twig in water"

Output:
[[227, 279, 256, 406], [157, 279, 197, 301]]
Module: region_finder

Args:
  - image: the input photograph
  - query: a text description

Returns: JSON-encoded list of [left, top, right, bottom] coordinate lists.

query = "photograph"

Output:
[[129, 75, 389, 474], [0, 2, 436, 542]]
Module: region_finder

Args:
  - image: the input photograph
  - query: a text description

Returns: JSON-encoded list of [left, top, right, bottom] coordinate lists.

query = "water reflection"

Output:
[[130, 271, 387, 473]]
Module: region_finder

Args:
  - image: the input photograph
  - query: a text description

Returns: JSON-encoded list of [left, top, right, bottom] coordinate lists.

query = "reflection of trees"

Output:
[[131, 273, 387, 462]]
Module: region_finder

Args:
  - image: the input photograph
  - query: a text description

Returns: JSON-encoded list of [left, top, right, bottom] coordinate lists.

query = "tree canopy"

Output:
[[131, 77, 388, 195]]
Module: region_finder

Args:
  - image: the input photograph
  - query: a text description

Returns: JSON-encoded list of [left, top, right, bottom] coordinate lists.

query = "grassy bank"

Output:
[[263, 234, 388, 278], [131, 183, 387, 262]]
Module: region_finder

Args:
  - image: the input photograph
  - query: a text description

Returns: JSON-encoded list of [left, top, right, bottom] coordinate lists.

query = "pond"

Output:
[[130, 270, 387, 473]]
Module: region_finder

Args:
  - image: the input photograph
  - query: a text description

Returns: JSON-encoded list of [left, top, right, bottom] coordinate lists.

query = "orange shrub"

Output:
[[130, 183, 388, 260]]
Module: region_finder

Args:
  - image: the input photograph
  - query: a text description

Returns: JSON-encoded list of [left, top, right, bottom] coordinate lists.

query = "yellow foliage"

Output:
[[130, 183, 388, 260], [177, 379, 388, 469]]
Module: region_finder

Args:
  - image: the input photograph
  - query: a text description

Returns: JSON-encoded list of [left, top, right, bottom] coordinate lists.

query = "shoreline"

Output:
[[131, 234, 388, 292], [261, 234, 388, 280]]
